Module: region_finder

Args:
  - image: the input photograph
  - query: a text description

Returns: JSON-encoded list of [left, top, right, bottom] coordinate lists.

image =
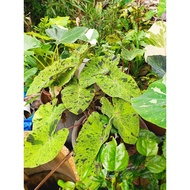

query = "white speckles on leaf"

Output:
[[149, 99, 157, 104], [151, 87, 166, 95]]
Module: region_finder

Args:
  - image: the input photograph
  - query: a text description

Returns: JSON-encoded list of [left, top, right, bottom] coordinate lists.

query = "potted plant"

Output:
[[24, 1, 166, 189]]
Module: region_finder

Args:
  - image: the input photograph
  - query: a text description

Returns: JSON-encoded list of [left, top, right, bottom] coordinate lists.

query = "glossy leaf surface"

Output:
[[100, 138, 129, 172], [145, 155, 166, 173]]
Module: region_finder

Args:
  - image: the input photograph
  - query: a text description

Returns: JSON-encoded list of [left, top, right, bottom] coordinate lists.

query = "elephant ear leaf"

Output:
[[27, 44, 88, 95], [101, 97, 139, 144], [131, 75, 166, 129], [96, 65, 140, 102], [74, 112, 110, 182], [61, 79, 95, 115], [24, 103, 68, 168]]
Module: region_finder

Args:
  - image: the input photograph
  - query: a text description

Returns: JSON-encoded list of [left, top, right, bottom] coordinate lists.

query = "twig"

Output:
[[34, 150, 74, 190]]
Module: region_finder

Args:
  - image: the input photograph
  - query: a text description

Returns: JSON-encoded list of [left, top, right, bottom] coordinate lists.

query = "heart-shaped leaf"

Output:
[[27, 44, 88, 95], [24, 34, 42, 52], [96, 65, 140, 102], [79, 54, 120, 88], [61, 80, 95, 115], [101, 97, 139, 144], [24, 103, 68, 168], [46, 26, 88, 44]]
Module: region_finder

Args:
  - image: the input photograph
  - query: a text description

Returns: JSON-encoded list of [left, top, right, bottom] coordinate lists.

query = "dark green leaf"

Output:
[[147, 55, 166, 78]]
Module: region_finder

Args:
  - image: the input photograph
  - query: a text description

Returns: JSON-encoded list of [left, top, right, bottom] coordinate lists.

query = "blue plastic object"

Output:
[[24, 115, 34, 131], [24, 92, 33, 131]]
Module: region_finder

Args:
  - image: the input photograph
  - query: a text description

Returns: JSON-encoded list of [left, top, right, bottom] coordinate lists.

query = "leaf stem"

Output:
[[34, 150, 74, 190], [32, 55, 46, 69]]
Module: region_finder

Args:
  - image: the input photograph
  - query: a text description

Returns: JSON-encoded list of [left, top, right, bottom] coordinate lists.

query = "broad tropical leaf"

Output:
[[147, 55, 166, 78], [121, 48, 145, 61], [131, 75, 166, 128], [24, 34, 42, 52], [79, 54, 120, 88], [24, 103, 68, 168], [101, 97, 139, 144], [96, 65, 140, 102], [74, 112, 110, 180], [61, 80, 95, 115], [27, 44, 88, 95]]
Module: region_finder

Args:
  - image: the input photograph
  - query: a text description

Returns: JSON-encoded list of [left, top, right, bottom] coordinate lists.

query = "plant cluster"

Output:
[[24, 0, 166, 189]]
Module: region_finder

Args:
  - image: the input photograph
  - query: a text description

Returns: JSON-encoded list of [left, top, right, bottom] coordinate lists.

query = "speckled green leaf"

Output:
[[61, 81, 95, 115], [131, 75, 166, 128], [100, 138, 129, 172], [74, 112, 110, 181], [24, 103, 68, 168], [79, 54, 120, 88], [101, 97, 139, 144], [145, 155, 166, 173], [96, 65, 140, 102], [27, 44, 88, 95], [26, 60, 74, 95]]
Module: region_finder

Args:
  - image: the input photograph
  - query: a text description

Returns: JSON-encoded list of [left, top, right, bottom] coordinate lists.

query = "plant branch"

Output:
[[34, 150, 74, 190]]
